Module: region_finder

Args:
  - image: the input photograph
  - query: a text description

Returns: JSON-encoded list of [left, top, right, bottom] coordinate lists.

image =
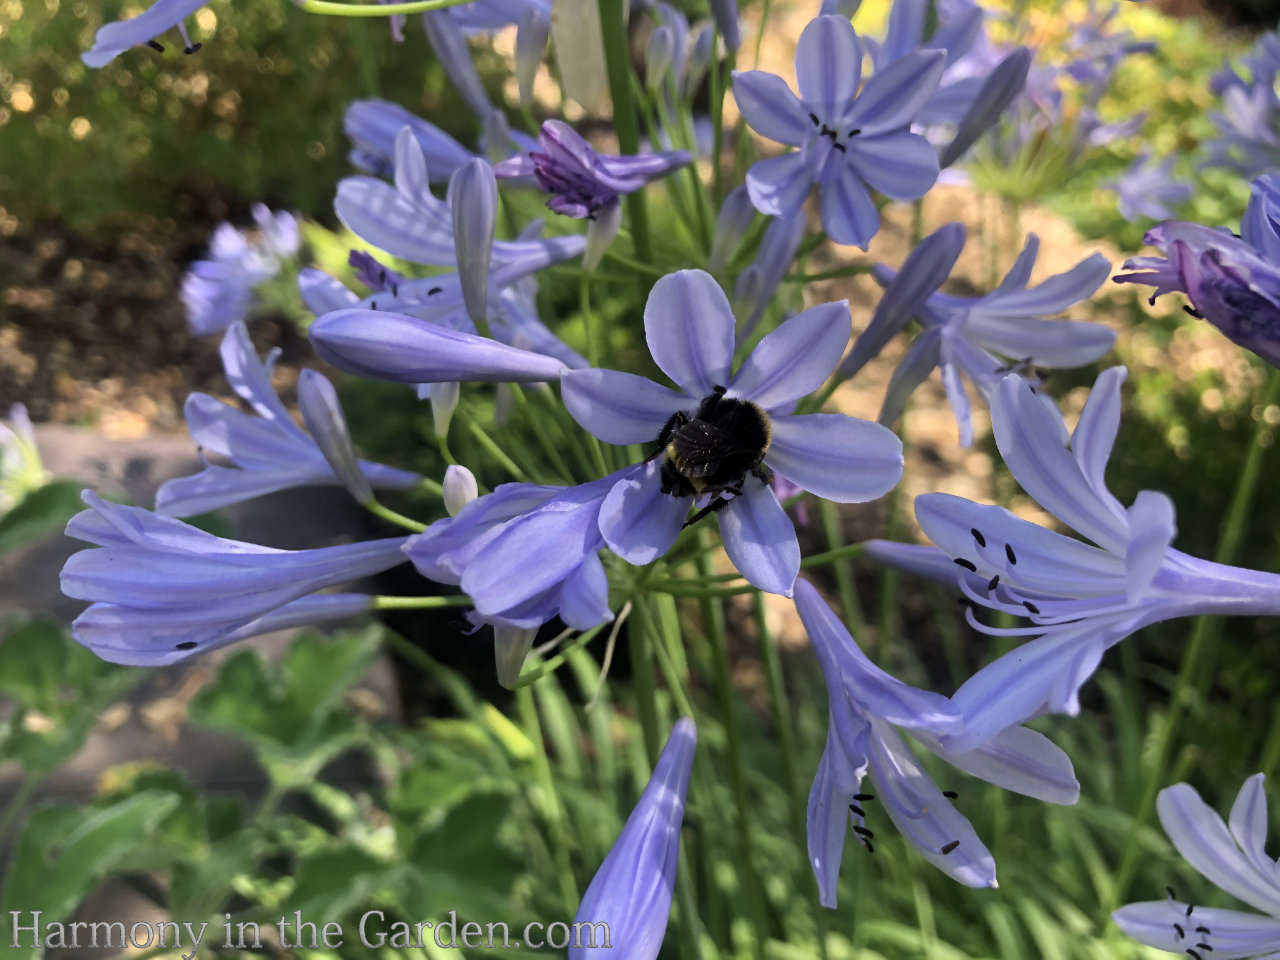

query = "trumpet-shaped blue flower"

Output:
[[82, 0, 207, 67], [181, 204, 300, 336], [571, 717, 696, 960], [1115, 173, 1280, 368], [155, 322, 419, 517], [344, 99, 475, 181], [733, 14, 945, 248], [842, 223, 1113, 445], [732, 212, 806, 336], [1114, 774, 1280, 960], [796, 578, 1078, 899], [60, 492, 407, 664], [1205, 29, 1280, 178], [563, 269, 904, 597], [866, 369, 1280, 751], [492, 120, 691, 220], [1106, 152, 1193, 222]]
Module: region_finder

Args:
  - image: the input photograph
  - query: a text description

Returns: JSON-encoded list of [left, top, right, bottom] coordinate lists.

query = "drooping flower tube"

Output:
[[60, 492, 407, 664], [867, 368, 1280, 751], [732, 14, 945, 248], [571, 717, 696, 960], [155, 321, 419, 518], [842, 223, 1114, 445], [1114, 774, 1280, 960], [797, 578, 1078, 900]]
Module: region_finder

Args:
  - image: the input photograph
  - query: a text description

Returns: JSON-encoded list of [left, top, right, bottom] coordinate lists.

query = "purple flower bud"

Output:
[[516, 8, 551, 108], [422, 9, 493, 118], [584, 200, 623, 273], [297, 369, 375, 507], [495, 624, 538, 687], [708, 185, 757, 274], [449, 159, 498, 326], [570, 717, 696, 960]]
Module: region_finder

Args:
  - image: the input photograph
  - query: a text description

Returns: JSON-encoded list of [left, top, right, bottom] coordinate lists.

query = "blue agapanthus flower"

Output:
[[1205, 28, 1280, 178], [867, 368, 1280, 751], [562, 269, 904, 597], [1114, 774, 1280, 960], [82, 0, 207, 67], [571, 717, 696, 960], [155, 321, 420, 518], [181, 204, 301, 336], [60, 492, 407, 665], [842, 223, 1113, 445], [796, 578, 1078, 897], [733, 14, 945, 248], [1115, 172, 1280, 368], [1105, 152, 1193, 222]]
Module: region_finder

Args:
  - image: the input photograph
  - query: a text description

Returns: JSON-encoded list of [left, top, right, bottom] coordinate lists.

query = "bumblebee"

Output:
[[649, 385, 774, 525]]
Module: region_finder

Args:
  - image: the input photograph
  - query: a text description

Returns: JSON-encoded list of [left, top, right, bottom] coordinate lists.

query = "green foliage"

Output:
[[0, 481, 86, 556]]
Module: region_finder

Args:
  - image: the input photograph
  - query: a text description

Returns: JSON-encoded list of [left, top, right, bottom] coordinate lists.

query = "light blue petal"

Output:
[[1114, 901, 1280, 957], [819, 163, 879, 249], [746, 152, 813, 219], [1071, 366, 1127, 513], [718, 482, 799, 596], [644, 270, 736, 397], [562, 370, 689, 444], [1125, 491, 1176, 601], [82, 0, 208, 66], [961, 315, 1117, 367], [847, 130, 940, 201], [729, 301, 850, 408], [731, 70, 811, 147], [919, 725, 1079, 804], [298, 268, 360, 317], [795, 16, 863, 118], [599, 461, 688, 565], [298, 369, 374, 506], [766, 414, 902, 503], [877, 327, 943, 427], [560, 552, 614, 630], [844, 49, 946, 136]]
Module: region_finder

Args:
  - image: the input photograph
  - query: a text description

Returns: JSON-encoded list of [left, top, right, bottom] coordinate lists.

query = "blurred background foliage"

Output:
[[4, 0, 1280, 959]]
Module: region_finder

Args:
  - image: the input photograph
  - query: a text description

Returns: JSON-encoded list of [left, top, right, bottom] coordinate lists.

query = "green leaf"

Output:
[[0, 481, 84, 556]]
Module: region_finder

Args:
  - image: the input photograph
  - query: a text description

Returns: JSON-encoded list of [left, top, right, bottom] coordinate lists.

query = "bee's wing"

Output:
[[671, 420, 744, 478]]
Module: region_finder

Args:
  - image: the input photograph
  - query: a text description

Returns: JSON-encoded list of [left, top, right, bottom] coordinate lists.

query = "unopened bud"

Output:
[[442, 464, 479, 516]]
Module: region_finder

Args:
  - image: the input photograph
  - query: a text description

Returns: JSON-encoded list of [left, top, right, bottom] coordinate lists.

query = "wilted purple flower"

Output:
[[733, 14, 945, 248], [563, 269, 903, 596], [1115, 174, 1280, 368], [493, 120, 691, 220], [181, 204, 300, 336], [571, 717, 695, 960], [1106, 152, 1193, 221], [60, 491, 407, 663], [842, 223, 1113, 445], [797, 578, 1078, 899], [155, 322, 418, 517], [1114, 774, 1280, 960], [866, 369, 1280, 751], [82, 0, 206, 67]]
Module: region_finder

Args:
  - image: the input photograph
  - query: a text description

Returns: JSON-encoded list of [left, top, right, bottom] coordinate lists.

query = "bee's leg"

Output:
[[681, 492, 736, 529], [752, 462, 775, 485], [646, 411, 688, 463]]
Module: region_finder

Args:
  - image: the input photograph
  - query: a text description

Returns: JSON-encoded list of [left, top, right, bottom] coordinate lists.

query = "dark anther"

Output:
[[427, 286, 442, 295], [987, 575, 1000, 592], [1023, 600, 1041, 615], [957, 596, 975, 609], [819, 124, 835, 139], [942, 790, 958, 799], [390, 283, 399, 297], [175, 641, 198, 650], [1183, 305, 1205, 319], [379, 269, 387, 281], [148, 39, 166, 51], [1005, 544, 1018, 564], [1186, 904, 1194, 917], [940, 840, 960, 855], [1148, 295, 1158, 306], [1173, 924, 1185, 939], [853, 825, 874, 838], [1195, 927, 1210, 936], [853, 793, 875, 801], [847, 128, 862, 137], [861, 840, 874, 852], [184, 43, 202, 54], [848, 803, 865, 817], [1034, 368, 1049, 380], [809, 112, 820, 126], [370, 300, 377, 310], [971, 528, 986, 547], [1166, 886, 1177, 900], [1187, 950, 1202, 960], [833, 143, 846, 153], [953, 558, 978, 572], [1195, 945, 1212, 952]]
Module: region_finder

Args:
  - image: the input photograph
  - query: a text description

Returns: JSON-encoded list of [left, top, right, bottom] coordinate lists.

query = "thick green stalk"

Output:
[[297, 0, 476, 15], [599, 0, 652, 264]]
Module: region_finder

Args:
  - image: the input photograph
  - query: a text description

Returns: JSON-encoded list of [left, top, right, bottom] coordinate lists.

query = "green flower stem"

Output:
[[649, 581, 759, 598], [372, 594, 472, 610], [696, 529, 768, 959], [600, 247, 667, 278], [800, 540, 867, 569], [785, 265, 873, 283], [818, 500, 869, 640], [0, 774, 40, 839], [516, 686, 581, 909], [634, 595, 695, 719], [1110, 366, 1280, 914], [509, 623, 608, 688], [295, 0, 476, 15], [366, 499, 428, 532], [580, 271, 601, 370], [458, 405, 527, 481], [600, 0, 653, 265], [509, 384, 576, 482], [710, 31, 727, 208], [628, 601, 662, 764], [416, 476, 445, 496]]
